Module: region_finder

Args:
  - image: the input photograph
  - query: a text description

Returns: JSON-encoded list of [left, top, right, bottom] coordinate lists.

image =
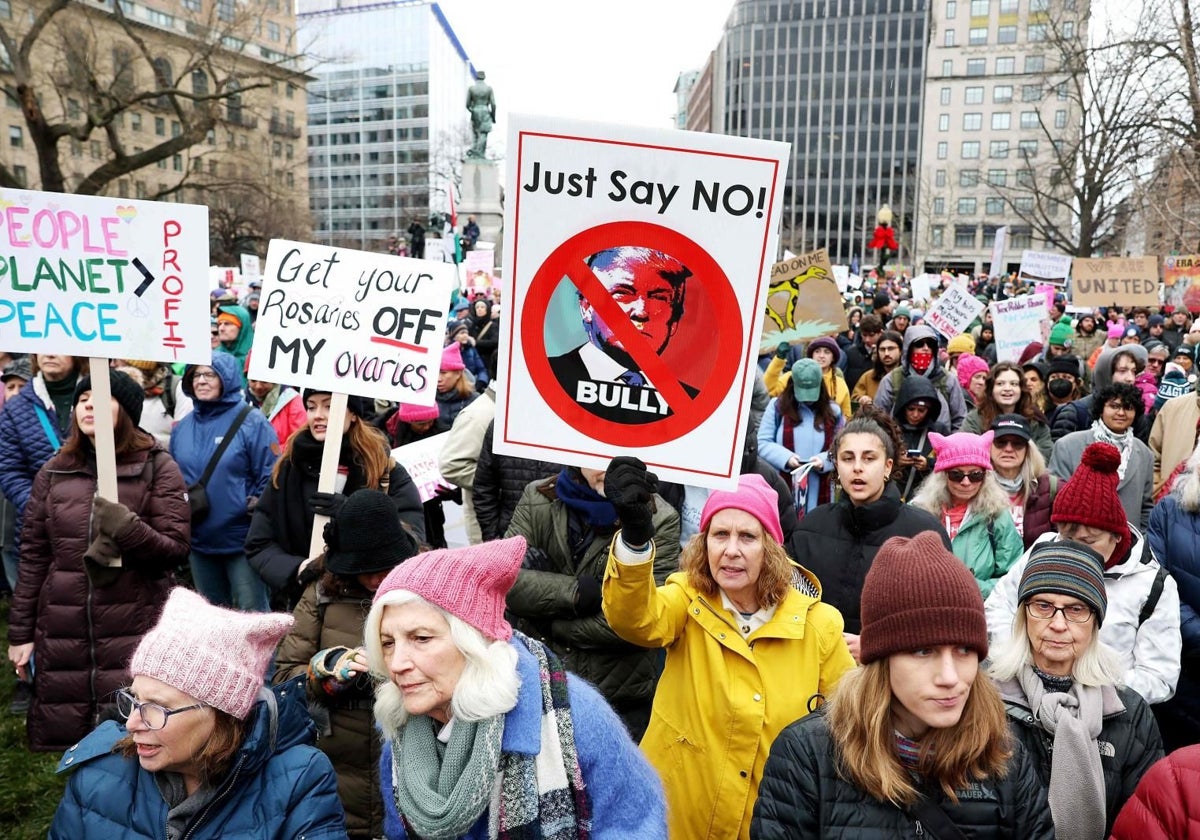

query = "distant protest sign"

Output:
[[991, 295, 1048, 363], [989, 226, 1008, 278], [910, 273, 934, 303], [762, 248, 844, 351], [248, 240, 456, 405], [0, 188, 209, 363], [392, 433, 450, 503], [1019, 250, 1072, 285], [497, 114, 789, 489], [1163, 254, 1200, 311], [1071, 257, 1159, 309], [925, 284, 985, 339]]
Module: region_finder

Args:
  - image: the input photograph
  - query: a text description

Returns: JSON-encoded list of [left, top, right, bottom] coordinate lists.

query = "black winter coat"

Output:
[[751, 710, 1055, 839], [787, 484, 950, 633], [999, 679, 1163, 835], [472, 420, 562, 541], [843, 332, 875, 394]]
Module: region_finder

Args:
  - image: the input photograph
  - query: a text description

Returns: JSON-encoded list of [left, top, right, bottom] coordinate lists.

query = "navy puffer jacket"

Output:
[[0, 375, 62, 539], [49, 677, 348, 839]]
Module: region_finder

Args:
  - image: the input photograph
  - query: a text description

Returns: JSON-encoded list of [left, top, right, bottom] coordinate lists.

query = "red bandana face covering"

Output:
[[910, 347, 934, 374]]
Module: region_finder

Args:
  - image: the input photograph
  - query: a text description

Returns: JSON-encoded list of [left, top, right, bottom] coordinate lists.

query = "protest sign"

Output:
[[0, 188, 210, 363], [925, 284, 985, 339], [240, 253, 261, 281], [989, 226, 1008, 278], [497, 114, 790, 489], [392, 433, 450, 504], [463, 248, 494, 280], [910, 273, 934, 303], [1071, 257, 1159, 308], [991, 294, 1048, 363], [1163, 254, 1200, 311], [762, 248, 844, 351], [1019, 250, 1072, 285], [248, 240, 456, 405], [832, 264, 849, 293], [1035, 283, 1056, 313]]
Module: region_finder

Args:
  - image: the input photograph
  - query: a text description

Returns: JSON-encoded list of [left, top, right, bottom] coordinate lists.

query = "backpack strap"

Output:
[[33, 403, 60, 452], [1138, 565, 1169, 627]]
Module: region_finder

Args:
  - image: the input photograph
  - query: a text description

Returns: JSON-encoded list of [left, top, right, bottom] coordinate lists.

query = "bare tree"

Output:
[[0, 0, 307, 195]]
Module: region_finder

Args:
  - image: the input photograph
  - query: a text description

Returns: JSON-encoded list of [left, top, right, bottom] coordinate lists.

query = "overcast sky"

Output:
[[436, 0, 736, 150]]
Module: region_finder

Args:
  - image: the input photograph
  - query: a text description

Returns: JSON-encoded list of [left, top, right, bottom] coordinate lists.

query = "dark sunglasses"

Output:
[[947, 469, 987, 484], [993, 437, 1025, 450]]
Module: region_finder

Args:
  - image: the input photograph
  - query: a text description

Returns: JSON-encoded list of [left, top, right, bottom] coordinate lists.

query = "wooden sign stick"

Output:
[[89, 358, 121, 567], [308, 391, 349, 560]]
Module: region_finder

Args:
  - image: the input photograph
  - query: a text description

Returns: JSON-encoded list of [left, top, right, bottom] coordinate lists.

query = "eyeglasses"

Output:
[[1025, 600, 1094, 624], [192, 371, 220, 381], [1146, 358, 1165, 367], [115, 689, 207, 730], [1103, 401, 1133, 413], [946, 469, 986, 484]]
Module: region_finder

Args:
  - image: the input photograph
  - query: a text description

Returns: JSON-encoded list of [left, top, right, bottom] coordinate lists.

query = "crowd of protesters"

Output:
[[3, 266, 1200, 839]]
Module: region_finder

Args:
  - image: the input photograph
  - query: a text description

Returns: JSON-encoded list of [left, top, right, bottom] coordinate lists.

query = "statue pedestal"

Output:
[[459, 159, 504, 271]]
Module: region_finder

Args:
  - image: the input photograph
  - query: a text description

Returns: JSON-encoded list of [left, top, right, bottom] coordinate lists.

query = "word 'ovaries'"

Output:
[[335, 351, 428, 392]]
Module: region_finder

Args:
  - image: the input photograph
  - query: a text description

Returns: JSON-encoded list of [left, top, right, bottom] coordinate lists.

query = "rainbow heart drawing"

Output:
[[115, 205, 137, 223]]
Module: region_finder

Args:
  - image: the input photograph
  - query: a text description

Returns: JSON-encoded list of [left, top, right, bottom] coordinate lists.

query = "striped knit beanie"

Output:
[[1018, 539, 1107, 625]]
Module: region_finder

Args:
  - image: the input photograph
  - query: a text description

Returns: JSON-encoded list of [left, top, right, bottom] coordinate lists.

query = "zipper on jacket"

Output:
[[179, 754, 247, 839], [85, 560, 98, 727], [915, 819, 925, 836]]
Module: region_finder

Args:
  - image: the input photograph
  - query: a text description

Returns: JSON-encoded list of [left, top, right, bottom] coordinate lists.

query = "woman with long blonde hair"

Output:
[[246, 389, 424, 605], [751, 532, 1053, 838]]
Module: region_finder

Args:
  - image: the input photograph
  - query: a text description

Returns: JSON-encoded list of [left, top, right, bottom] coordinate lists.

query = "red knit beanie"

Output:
[[859, 532, 988, 664], [1051, 442, 1132, 567]]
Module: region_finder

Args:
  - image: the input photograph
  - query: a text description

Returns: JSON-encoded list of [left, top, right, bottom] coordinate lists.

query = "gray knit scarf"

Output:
[[391, 712, 506, 839], [1017, 664, 1106, 840], [1091, 420, 1132, 480]]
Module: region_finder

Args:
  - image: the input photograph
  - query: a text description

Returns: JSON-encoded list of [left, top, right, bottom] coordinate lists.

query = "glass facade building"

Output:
[[298, 0, 474, 249], [716, 0, 929, 264]]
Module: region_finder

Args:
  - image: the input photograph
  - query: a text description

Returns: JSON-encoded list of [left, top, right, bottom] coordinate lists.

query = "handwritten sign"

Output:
[[925, 284, 985, 339], [0, 188, 209, 363], [1163, 254, 1200, 311], [247, 240, 455, 404], [763, 248, 844, 350], [392, 433, 450, 504], [991, 294, 1048, 363], [1071, 257, 1159, 308], [1018, 249, 1072, 285]]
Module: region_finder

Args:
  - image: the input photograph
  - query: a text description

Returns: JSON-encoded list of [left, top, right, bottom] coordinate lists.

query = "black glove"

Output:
[[432, 484, 463, 504], [775, 341, 791, 360], [308, 491, 347, 517], [574, 574, 603, 616], [604, 456, 658, 547]]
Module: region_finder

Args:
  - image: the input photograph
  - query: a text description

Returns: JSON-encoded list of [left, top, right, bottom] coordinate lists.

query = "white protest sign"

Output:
[[0, 188, 210, 364], [247, 240, 456, 405], [496, 114, 790, 490], [989, 226, 1008, 278], [990, 294, 1047, 363], [910, 273, 934, 303], [1019, 249, 1072, 285], [392, 433, 450, 504], [240, 253, 261, 279], [832, 264, 849, 293], [925, 284, 985, 339]]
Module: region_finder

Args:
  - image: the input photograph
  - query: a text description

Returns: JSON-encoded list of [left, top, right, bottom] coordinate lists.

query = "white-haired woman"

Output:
[[911, 430, 1024, 597], [363, 536, 666, 840], [1148, 440, 1200, 750], [990, 540, 1163, 839], [989, 413, 1059, 549]]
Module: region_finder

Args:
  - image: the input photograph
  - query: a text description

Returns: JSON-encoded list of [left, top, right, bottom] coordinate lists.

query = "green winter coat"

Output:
[[951, 508, 1025, 598], [504, 475, 680, 739]]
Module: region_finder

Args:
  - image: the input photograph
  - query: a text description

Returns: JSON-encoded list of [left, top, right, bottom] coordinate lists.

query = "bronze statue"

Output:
[[466, 71, 495, 159]]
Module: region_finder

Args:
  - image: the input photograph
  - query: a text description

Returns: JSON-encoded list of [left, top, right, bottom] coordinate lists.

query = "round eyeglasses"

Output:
[[115, 689, 206, 730]]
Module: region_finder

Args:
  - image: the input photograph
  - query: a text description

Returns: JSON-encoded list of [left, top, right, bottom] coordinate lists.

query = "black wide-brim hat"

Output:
[[324, 489, 420, 576]]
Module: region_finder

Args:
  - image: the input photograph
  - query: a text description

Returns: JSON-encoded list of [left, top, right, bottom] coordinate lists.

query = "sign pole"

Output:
[[308, 391, 349, 560], [89, 358, 121, 567]]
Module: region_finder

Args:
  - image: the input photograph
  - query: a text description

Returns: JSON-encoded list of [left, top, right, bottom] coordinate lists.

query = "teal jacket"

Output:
[[951, 508, 1025, 598]]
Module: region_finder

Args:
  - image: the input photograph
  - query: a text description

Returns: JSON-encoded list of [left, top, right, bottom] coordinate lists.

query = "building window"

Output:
[[268, 21, 281, 41], [947, 0, 958, 16], [1054, 109, 1067, 128], [939, 114, 951, 131], [12, 164, 24, 186], [146, 9, 173, 26], [967, 59, 986, 76], [962, 141, 981, 158], [216, 0, 234, 21], [999, 0, 1017, 11], [997, 25, 1017, 42], [934, 197, 947, 214], [961, 169, 980, 186], [945, 29, 957, 46], [943, 59, 954, 75], [8, 125, 20, 147], [1063, 21, 1075, 38], [958, 198, 978, 215], [173, 154, 182, 171], [932, 226, 945, 247], [1028, 23, 1047, 41], [1025, 55, 1045, 73], [1020, 111, 1039, 129], [1011, 228, 1032, 248], [941, 87, 952, 105], [936, 170, 947, 187], [171, 121, 181, 137], [0, 0, 11, 18], [996, 57, 1015, 74], [988, 169, 1007, 186], [993, 85, 1013, 103], [1051, 167, 1065, 185], [969, 27, 988, 45], [963, 113, 983, 130], [966, 86, 985, 104], [1016, 168, 1035, 186], [970, 0, 990, 14], [937, 141, 949, 159], [1015, 197, 1035, 212], [1022, 84, 1043, 102], [183, 0, 200, 9], [990, 140, 1010, 158], [155, 117, 165, 136], [1018, 139, 1039, 158], [1030, 0, 1049, 9], [992, 112, 1011, 130], [986, 197, 1006, 214], [1057, 83, 1069, 100], [956, 225, 977, 247]]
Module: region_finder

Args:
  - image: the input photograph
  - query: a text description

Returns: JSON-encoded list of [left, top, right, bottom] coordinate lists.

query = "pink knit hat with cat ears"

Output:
[[130, 588, 294, 720], [440, 343, 465, 372], [931, 430, 995, 473]]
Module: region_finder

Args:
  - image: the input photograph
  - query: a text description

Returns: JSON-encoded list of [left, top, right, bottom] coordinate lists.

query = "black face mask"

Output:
[[1047, 379, 1075, 399]]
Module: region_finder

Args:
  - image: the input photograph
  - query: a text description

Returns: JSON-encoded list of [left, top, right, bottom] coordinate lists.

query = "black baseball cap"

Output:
[[991, 413, 1032, 442]]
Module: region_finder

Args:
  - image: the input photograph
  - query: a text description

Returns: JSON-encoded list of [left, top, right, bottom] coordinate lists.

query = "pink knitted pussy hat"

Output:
[[396, 402, 440, 423], [931, 430, 994, 473], [440, 343, 466, 371], [699, 473, 784, 544], [955, 354, 990, 391], [373, 535, 526, 641], [129, 588, 294, 720]]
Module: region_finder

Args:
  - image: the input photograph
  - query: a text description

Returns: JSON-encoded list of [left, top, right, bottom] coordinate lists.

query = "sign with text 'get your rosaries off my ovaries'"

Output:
[[248, 240, 455, 404]]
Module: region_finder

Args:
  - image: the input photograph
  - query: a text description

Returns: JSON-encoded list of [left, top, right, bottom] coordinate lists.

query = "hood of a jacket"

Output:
[[893, 374, 940, 418], [217, 304, 255, 359], [235, 677, 317, 777], [1092, 344, 1149, 393], [900, 325, 944, 378], [183, 351, 245, 418]]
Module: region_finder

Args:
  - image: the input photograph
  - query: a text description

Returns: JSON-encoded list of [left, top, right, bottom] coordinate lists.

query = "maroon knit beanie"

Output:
[[859, 532, 988, 665], [1050, 442, 1132, 568]]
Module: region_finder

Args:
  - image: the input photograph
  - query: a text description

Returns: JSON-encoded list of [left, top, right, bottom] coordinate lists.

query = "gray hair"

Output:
[[910, 469, 1013, 521], [1175, 440, 1200, 514]]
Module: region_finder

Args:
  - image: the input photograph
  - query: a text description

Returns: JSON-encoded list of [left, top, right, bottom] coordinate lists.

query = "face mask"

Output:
[[909, 347, 934, 374], [1047, 379, 1074, 399]]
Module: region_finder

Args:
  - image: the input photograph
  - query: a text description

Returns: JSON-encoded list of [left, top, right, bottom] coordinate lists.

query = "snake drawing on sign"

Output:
[[767, 263, 831, 331]]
